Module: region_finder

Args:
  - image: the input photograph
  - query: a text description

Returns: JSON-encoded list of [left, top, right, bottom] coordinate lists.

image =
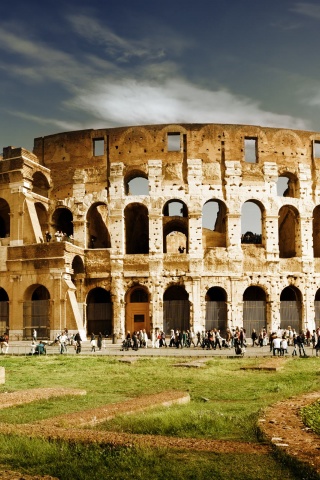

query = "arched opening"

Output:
[[125, 172, 149, 195], [86, 288, 112, 338], [72, 255, 85, 276], [32, 172, 50, 198], [163, 285, 190, 333], [0, 288, 9, 334], [277, 173, 299, 198], [0, 198, 10, 239], [125, 286, 150, 335], [202, 200, 226, 248], [313, 205, 320, 257], [125, 203, 149, 254], [314, 289, 320, 326], [87, 203, 111, 249], [241, 201, 262, 244], [163, 200, 188, 253], [278, 205, 299, 258], [23, 285, 50, 339], [280, 286, 302, 332], [52, 208, 73, 238], [205, 287, 227, 334], [243, 286, 267, 335]]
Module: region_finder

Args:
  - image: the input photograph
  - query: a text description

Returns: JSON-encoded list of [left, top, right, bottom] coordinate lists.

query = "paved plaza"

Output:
[[2, 339, 318, 358]]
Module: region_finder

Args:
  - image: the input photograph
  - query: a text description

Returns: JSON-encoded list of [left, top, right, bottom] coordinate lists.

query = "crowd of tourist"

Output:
[[0, 324, 320, 356], [120, 325, 320, 357]]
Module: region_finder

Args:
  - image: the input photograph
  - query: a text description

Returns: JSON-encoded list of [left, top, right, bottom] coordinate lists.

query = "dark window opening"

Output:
[[314, 141, 320, 158], [244, 138, 257, 163], [93, 138, 105, 156], [168, 133, 181, 152]]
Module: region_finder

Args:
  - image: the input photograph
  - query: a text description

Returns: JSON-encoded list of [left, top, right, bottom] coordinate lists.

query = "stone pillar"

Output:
[[109, 163, 124, 197], [72, 220, 86, 248], [186, 276, 202, 332], [149, 201, 163, 254], [298, 163, 312, 201], [110, 271, 125, 338], [108, 205, 124, 254], [148, 160, 163, 196], [187, 159, 202, 195], [9, 182, 31, 246], [263, 162, 278, 195], [150, 281, 164, 331], [9, 276, 24, 339], [188, 202, 203, 254], [229, 278, 243, 330], [264, 214, 280, 261], [300, 215, 313, 259]]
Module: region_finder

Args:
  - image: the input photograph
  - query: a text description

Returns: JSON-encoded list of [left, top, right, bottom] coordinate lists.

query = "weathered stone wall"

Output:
[[1, 123, 320, 339]]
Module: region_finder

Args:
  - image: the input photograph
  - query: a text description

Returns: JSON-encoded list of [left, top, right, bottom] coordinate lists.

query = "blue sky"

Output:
[[1, 0, 320, 151]]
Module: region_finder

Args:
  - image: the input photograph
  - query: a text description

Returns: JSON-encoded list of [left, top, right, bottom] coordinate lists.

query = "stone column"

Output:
[[9, 182, 31, 246]]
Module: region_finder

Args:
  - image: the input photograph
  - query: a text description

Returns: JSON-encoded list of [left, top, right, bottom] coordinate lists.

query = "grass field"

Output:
[[0, 355, 319, 479]]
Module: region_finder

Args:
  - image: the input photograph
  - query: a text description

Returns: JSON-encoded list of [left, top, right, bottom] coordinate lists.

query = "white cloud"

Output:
[[69, 78, 309, 130], [67, 13, 189, 63], [291, 3, 320, 20]]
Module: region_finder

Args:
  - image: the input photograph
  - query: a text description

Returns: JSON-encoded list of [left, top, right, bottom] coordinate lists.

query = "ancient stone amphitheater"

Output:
[[0, 123, 320, 341]]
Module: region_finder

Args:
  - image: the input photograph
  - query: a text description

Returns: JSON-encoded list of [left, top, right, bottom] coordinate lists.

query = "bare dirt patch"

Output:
[[258, 391, 320, 475]]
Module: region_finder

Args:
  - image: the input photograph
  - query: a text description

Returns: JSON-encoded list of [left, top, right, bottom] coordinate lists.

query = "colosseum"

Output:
[[0, 123, 320, 341]]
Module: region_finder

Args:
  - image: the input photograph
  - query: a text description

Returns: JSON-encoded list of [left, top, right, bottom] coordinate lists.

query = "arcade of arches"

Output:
[[2, 124, 320, 340]]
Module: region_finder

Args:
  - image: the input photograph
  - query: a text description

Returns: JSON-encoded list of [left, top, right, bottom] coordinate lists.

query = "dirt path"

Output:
[[258, 391, 320, 476], [0, 387, 319, 478]]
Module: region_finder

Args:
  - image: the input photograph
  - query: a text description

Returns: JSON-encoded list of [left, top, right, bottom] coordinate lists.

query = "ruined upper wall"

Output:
[[32, 123, 320, 189]]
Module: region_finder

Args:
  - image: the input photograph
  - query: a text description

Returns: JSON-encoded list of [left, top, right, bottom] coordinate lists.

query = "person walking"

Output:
[[90, 333, 97, 352], [97, 332, 103, 350]]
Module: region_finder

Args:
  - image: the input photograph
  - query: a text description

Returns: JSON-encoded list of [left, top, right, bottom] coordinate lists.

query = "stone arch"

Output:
[[86, 287, 112, 337], [71, 255, 85, 276], [125, 203, 149, 254], [313, 205, 320, 258], [124, 169, 149, 195], [205, 286, 227, 334], [0, 198, 10, 239], [52, 207, 73, 237], [163, 200, 188, 253], [272, 129, 303, 150], [32, 171, 50, 198], [278, 205, 300, 258], [125, 285, 150, 336], [163, 285, 190, 333], [116, 127, 153, 154], [277, 171, 299, 198], [280, 286, 302, 332], [241, 200, 263, 245], [23, 285, 50, 339], [87, 202, 111, 249], [0, 288, 9, 334], [314, 289, 320, 326], [243, 286, 267, 335], [202, 199, 226, 248]]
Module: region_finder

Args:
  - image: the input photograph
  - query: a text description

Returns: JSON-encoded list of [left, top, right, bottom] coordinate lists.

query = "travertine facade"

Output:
[[1, 123, 320, 340]]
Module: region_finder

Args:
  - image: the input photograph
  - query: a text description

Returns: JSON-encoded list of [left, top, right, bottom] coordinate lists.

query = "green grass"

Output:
[[301, 399, 320, 435], [0, 355, 318, 479]]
